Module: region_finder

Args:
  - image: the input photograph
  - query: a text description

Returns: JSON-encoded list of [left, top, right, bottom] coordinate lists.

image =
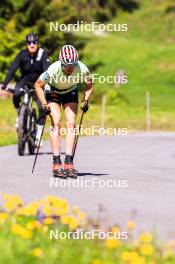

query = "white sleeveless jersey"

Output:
[[39, 60, 90, 94]]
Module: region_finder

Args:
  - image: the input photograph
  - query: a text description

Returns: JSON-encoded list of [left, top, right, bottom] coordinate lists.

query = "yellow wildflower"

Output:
[[92, 259, 102, 264], [32, 247, 43, 257], [121, 251, 139, 262], [61, 215, 70, 225], [54, 208, 63, 216], [20, 229, 32, 240], [11, 224, 23, 234], [148, 261, 157, 264], [139, 232, 153, 243], [11, 224, 32, 239], [73, 206, 86, 220], [25, 202, 39, 216], [106, 238, 121, 249], [2, 193, 12, 201], [78, 212, 86, 220], [43, 217, 55, 225], [3, 194, 23, 211], [73, 206, 81, 214], [0, 212, 8, 224], [45, 195, 57, 205], [15, 207, 26, 215], [44, 196, 69, 211], [42, 225, 49, 233], [111, 226, 120, 234], [127, 220, 136, 231], [4, 200, 18, 212], [140, 243, 154, 256], [134, 256, 146, 264], [26, 221, 42, 230], [68, 216, 79, 230], [43, 206, 52, 217], [11, 195, 24, 206]]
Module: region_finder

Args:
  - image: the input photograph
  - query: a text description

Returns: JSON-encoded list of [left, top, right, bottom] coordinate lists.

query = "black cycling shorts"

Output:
[[45, 88, 78, 106]]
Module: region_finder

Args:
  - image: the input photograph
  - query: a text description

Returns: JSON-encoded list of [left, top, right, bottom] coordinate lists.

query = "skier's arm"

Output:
[[80, 78, 93, 113], [84, 78, 93, 101], [34, 79, 47, 107], [3, 52, 21, 88], [81, 66, 93, 101]]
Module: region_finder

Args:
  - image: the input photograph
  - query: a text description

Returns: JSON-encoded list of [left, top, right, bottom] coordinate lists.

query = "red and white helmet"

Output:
[[59, 45, 78, 65]]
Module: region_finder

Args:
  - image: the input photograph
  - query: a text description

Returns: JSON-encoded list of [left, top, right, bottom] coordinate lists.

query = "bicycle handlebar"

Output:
[[6, 87, 15, 94], [6, 87, 35, 94]]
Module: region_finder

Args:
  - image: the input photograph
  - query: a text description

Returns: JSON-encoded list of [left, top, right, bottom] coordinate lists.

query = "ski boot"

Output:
[[64, 161, 78, 179], [53, 159, 66, 179]]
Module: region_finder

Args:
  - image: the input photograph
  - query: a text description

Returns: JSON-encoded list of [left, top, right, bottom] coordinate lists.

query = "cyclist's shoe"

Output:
[[15, 109, 20, 130], [53, 162, 66, 178], [15, 117, 19, 129], [64, 162, 78, 179], [35, 139, 43, 148]]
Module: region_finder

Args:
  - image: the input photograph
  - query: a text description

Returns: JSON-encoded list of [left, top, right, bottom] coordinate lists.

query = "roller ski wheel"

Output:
[[64, 163, 78, 179], [53, 163, 66, 179]]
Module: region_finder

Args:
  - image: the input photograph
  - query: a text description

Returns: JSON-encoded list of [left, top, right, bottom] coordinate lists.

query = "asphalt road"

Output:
[[0, 133, 175, 241]]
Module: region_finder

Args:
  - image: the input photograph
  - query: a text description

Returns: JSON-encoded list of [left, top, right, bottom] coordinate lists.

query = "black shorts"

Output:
[[45, 88, 78, 106]]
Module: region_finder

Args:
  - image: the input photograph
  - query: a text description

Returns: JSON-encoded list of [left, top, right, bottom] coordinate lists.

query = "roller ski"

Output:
[[52, 156, 66, 179], [64, 155, 78, 179]]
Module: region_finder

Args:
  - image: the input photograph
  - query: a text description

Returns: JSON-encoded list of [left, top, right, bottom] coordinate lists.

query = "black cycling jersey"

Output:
[[3, 48, 50, 88]]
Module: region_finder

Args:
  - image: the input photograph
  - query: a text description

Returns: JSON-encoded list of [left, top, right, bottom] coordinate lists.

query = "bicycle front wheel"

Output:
[[28, 108, 37, 155], [18, 105, 28, 156]]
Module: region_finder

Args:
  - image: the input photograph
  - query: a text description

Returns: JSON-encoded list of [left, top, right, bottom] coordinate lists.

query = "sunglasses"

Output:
[[27, 41, 38, 45], [62, 63, 77, 68]]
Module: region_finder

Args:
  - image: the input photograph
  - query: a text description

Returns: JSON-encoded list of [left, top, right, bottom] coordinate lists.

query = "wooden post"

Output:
[[146, 91, 151, 131], [101, 94, 106, 129]]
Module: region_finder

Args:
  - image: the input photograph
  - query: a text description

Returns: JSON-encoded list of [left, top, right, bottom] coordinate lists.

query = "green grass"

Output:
[[84, 0, 175, 107], [1, 97, 175, 146], [0, 98, 17, 146], [83, 30, 175, 109]]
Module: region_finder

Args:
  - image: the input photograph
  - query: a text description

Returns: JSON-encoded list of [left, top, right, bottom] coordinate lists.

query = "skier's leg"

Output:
[[49, 102, 65, 178], [64, 102, 78, 154], [63, 102, 78, 178]]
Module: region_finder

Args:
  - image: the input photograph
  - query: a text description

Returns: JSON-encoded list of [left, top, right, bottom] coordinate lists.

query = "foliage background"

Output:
[[1, 0, 175, 146]]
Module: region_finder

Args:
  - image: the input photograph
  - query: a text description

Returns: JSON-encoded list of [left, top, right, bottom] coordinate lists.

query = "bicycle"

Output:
[[7, 86, 37, 156]]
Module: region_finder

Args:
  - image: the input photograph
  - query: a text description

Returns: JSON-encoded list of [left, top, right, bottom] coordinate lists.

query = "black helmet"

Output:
[[25, 33, 39, 42]]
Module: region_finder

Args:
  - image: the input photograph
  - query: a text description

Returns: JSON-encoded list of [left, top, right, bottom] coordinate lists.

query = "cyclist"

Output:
[[35, 44, 93, 178], [1, 33, 50, 146]]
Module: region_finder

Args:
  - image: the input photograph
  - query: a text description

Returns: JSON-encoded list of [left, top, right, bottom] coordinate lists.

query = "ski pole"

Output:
[[72, 111, 84, 160], [32, 114, 47, 173]]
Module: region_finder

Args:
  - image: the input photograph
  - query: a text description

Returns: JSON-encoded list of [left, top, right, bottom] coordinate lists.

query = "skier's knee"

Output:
[[50, 121, 61, 136], [66, 121, 75, 129], [66, 121, 75, 135]]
